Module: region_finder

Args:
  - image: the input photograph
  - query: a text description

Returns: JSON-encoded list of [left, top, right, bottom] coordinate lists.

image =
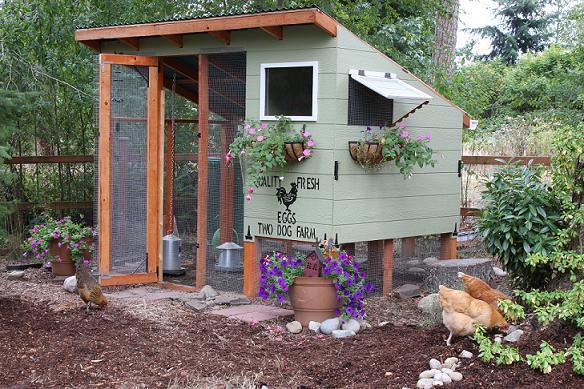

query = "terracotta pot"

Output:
[[48, 238, 93, 277], [284, 142, 307, 162], [288, 277, 340, 326], [348, 141, 385, 165]]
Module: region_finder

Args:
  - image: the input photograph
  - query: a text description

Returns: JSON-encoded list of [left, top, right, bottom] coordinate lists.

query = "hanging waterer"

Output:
[[162, 234, 183, 275]]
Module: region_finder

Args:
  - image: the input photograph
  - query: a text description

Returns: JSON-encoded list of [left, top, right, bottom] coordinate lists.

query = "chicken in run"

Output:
[[439, 285, 508, 346], [76, 260, 107, 313], [458, 271, 511, 310]]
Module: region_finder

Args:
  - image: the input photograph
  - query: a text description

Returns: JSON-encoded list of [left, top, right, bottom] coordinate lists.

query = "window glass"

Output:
[[265, 66, 314, 117]]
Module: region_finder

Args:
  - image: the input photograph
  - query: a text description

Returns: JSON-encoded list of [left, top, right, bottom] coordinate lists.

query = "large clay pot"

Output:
[[288, 277, 340, 326], [48, 238, 93, 276]]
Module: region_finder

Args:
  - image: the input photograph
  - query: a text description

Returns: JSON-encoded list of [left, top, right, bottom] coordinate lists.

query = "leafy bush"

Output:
[[498, 299, 526, 322], [568, 334, 584, 375], [473, 324, 522, 365], [526, 341, 566, 374], [478, 163, 563, 288]]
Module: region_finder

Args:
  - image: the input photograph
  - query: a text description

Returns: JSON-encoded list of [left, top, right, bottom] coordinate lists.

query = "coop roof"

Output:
[[74, 6, 471, 128]]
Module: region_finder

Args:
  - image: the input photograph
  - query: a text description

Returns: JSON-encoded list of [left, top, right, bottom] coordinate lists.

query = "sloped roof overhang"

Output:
[[75, 8, 337, 51]]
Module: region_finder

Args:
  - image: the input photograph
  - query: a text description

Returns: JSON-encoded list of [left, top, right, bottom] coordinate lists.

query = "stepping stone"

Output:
[[395, 283, 421, 298], [211, 304, 293, 323]]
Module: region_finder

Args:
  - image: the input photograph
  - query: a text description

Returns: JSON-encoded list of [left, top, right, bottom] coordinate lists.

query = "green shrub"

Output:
[[526, 341, 566, 374], [478, 163, 563, 288]]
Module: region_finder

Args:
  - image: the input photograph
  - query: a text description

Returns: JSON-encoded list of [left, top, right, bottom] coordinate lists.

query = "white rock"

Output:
[[433, 380, 444, 386], [493, 266, 507, 277], [416, 378, 435, 389], [504, 329, 524, 343], [443, 357, 459, 369], [448, 371, 463, 382], [419, 369, 439, 379], [320, 317, 341, 335], [359, 320, 372, 330], [417, 294, 440, 315], [459, 350, 473, 359], [379, 321, 390, 327], [200, 285, 218, 299], [439, 373, 452, 384], [429, 358, 442, 370], [7, 270, 25, 280], [286, 321, 302, 334], [331, 329, 356, 339], [494, 335, 503, 344], [341, 319, 360, 334], [423, 257, 439, 265], [63, 276, 77, 293], [407, 259, 422, 266], [308, 321, 321, 333], [441, 368, 453, 375]]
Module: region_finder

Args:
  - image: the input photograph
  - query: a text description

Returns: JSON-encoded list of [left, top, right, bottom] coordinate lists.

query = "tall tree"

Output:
[[473, 0, 553, 64], [431, 0, 459, 81]]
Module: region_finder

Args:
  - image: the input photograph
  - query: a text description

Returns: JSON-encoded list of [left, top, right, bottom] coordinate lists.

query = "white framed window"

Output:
[[259, 61, 318, 121]]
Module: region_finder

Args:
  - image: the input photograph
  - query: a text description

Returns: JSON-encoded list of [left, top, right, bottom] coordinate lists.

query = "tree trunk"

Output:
[[431, 0, 460, 82]]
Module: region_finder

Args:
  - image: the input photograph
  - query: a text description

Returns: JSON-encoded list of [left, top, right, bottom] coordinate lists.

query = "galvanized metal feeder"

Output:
[[162, 234, 184, 275], [215, 242, 243, 272]]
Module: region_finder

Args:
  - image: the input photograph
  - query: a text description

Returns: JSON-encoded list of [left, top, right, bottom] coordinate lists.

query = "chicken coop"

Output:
[[75, 6, 470, 295]]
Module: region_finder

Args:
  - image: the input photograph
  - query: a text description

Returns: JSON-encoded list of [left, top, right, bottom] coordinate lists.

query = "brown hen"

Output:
[[458, 272, 510, 309], [77, 264, 107, 313]]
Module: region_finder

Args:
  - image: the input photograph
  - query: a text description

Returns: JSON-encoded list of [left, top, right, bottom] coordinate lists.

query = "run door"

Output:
[[98, 54, 163, 286]]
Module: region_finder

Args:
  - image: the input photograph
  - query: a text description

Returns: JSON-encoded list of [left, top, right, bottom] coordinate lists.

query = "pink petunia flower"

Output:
[[261, 123, 267, 129], [248, 127, 256, 135], [245, 194, 252, 201], [425, 133, 431, 139], [398, 122, 407, 129], [400, 130, 409, 138], [244, 124, 251, 130], [303, 131, 311, 138], [303, 149, 311, 157], [225, 151, 233, 164], [256, 135, 264, 142], [247, 187, 254, 194], [417, 134, 424, 140], [307, 139, 315, 147]]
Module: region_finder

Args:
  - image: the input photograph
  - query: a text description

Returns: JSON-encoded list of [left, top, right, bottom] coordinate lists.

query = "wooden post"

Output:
[[383, 239, 394, 296], [401, 236, 416, 257], [219, 122, 234, 244], [118, 137, 128, 243], [157, 69, 165, 282], [440, 233, 457, 260], [164, 121, 173, 235], [146, 64, 162, 275], [98, 60, 111, 276], [243, 240, 259, 297], [196, 54, 209, 289]]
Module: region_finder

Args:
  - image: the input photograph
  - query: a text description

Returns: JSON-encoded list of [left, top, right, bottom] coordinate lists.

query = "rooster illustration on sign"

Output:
[[276, 183, 298, 211]]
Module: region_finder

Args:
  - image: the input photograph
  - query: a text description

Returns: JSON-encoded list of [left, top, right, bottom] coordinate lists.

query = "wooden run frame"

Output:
[[97, 54, 162, 287]]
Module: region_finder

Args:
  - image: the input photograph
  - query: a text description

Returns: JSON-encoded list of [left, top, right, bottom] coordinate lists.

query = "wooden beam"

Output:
[[162, 57, 197, 81], [98, 60, 112, 277], [4, 155, 93, 164], [440, 233, 457, 260], [219, 123, 234, 244], [75, 9, 338, 41], [460, 207, 481, 217], [119, 37, 140, 50], [99, 272, 158, 286], [100, 54, 157, 66], [383, 239, 394, 296], [161, 34, 183, 47], [463, 112, 471, 129], [461, 155, 551, 166], [82, 40, 101, 52], [243, 240, 259, 297], [15, 201, 92, 211], [158, 68, 165, 282], [260, 26, 283, 40], [401, 237, 416, 257], [146, 63, 161, 276], [196, 54, 209, 290], [163, 77, 197, 103], [208, 30, 231, 44]]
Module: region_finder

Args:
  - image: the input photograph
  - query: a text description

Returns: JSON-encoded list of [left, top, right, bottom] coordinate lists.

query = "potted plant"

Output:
[[227, 116, 315, 200], [22, 215, 95, 276], [258, 244, 374, 325], [349, 123, 436, 178]]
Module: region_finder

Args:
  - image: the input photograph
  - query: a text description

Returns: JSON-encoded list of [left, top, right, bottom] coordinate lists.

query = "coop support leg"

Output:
[[440, 233, 457, 260], [401, 236, 416, 257], [383, 239, 394, 296], [243, 240, 259, 297]]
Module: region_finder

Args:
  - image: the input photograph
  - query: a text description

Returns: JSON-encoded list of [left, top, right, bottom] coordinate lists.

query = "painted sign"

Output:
[[254, 174, 322, 241], [302, 251, 321, 277]]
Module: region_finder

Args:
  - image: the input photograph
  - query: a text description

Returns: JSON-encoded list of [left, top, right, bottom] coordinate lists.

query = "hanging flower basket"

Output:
[[348, 141, 385, 166], [284, 141, 308, 162]]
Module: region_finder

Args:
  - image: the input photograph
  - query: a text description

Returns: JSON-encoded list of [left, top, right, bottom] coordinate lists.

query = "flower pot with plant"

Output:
[[349, 123, 436, 178], [22, 215, 96, 276], [259, 242, 375, 326], [227, 116, 315, 200]]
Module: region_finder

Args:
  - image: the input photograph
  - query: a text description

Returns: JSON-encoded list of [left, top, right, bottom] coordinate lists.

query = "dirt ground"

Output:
[[1, 268, 582, 388]]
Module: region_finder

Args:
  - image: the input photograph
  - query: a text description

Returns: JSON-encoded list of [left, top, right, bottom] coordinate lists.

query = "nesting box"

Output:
[[76, 6, 468, 292]]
